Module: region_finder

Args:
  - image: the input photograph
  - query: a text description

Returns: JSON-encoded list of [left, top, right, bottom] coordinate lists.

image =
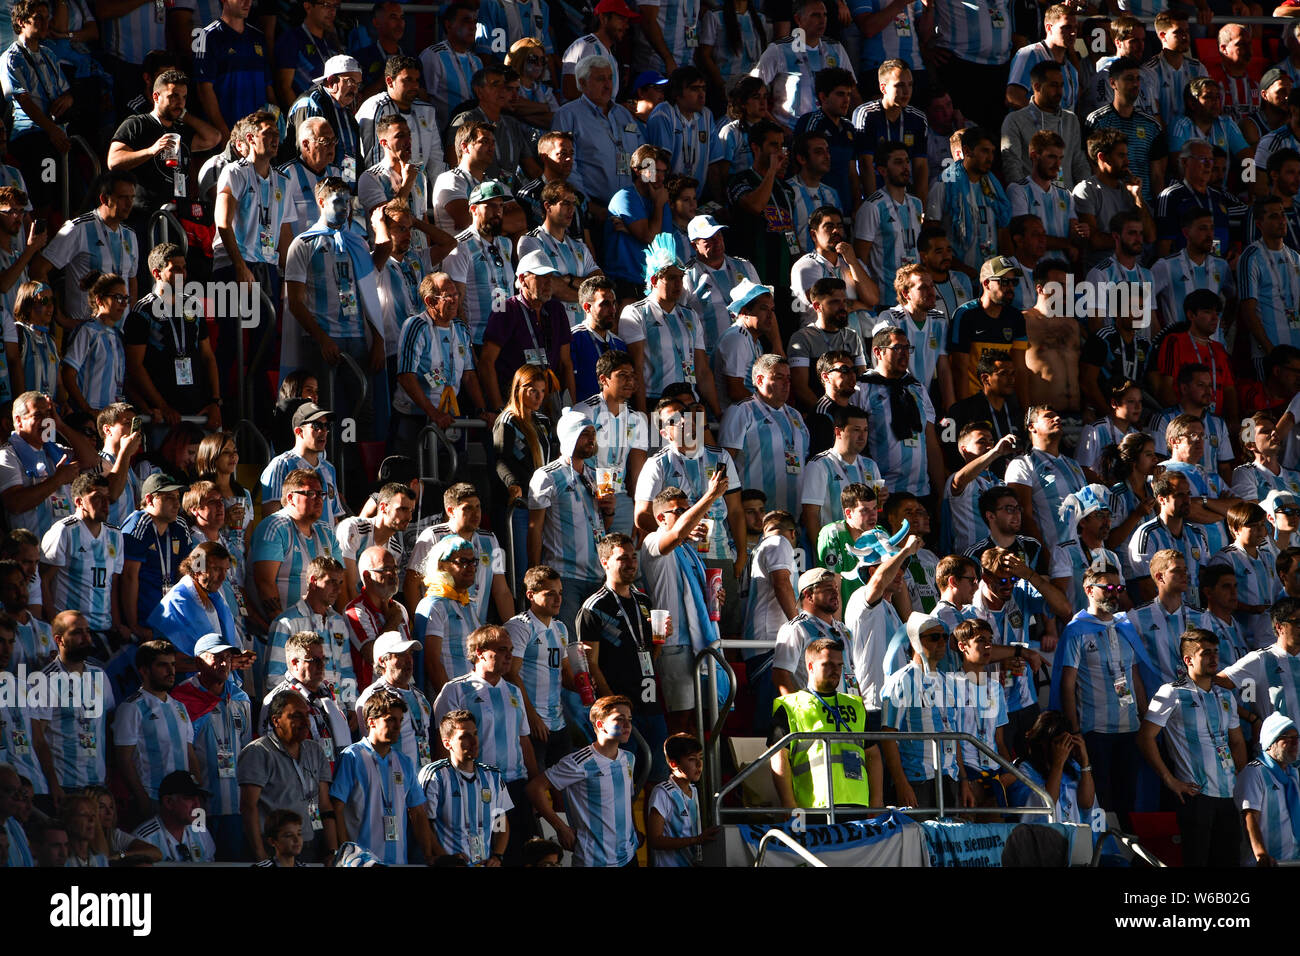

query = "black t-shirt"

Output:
[[112, 113, 191, 211], [574, 585, 663, 718], [123, 291, 210, 414]]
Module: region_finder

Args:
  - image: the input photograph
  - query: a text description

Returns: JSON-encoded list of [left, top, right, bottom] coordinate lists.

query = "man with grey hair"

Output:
[[345, 546, 411, 685], [277, 115, 343, 232], [1154, 136, 1240, 258], [261, 629, 355, 760], [720, 354, 810, 517], [552, 55, 644, 211], [0, 391, 87, 539], [239, 689, 337, 863]]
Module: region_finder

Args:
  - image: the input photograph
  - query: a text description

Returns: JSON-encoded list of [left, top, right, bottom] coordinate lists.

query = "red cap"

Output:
[[594, 0, 639, 18]]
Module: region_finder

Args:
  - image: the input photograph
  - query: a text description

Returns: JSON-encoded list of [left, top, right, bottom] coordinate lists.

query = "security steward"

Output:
[[769, 636, 882, 813]]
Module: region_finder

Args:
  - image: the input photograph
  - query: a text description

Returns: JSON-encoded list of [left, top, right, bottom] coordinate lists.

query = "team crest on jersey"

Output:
[[1192, 549, 1201, 559], [1002, 328, 1013, 341], [903, 133, 914, 146], [510, 694, 519, 708], [481, 787, 492, 803], [826, 55, 837, 67], [254, 45, 263, 55], [825, 550, 840, 566], [1136, 128, 1146, 139]]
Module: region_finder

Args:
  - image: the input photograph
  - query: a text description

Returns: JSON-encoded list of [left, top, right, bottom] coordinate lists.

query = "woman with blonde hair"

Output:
[[505, 37, 559, 131], [14, 280, 59, 397], [493, 364, 556, 591]]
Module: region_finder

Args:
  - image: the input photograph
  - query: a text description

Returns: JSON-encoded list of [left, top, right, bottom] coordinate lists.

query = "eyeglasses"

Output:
[[828, 365, 856, 376], [108, 293, 129, 303], [991, 277, 1017, 286], [290, 490, 324, 500], [302, 655, 326, 664], [447, 556, 477, 567], [958, 576, 979, 584], [662, 507, 688, 517], [1088, 583, 1124, 593], [307, 422, 330, 432]]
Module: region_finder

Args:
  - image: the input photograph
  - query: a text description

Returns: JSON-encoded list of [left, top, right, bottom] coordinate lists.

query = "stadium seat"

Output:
[[1126, 812, 1183, 867], [728, 736, 780, 809]]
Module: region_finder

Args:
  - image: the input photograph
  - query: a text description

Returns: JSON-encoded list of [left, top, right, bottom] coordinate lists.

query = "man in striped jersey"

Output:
[[878, 265, 951, 402], [1237, 712, 1300, 865], [1159, 414, 1240, 556], [1007, 131, 1085, 265], [944, 425, 1017, 553], [774, 566, 860, 697], [419, 709, 511, 864], [250, 468, 339, 624], [277, 116, 342, 233], [800, 404, 879, 546], [113, 640, 197, 819], [506, 565, 573, 770], [260, 631, 353, 768], [336, 483, 412, 602], [858, 325, 944, 498], [917, 224, 974, 323], [561, 0, 632, 103], [1149, 365, 1234, 480], [1151, 213, 1235, 333], [1128, 549, 1198, 698], [265, 555, 354, 706], [579, 350, 648, 535], [39, 474, 125, 649], [38, 611, 114, 793], [1004, 404, 1087, 551], [1006, 4, 1078, 113], [132, 770, 216, 862], [712, 279, 780, 414], [855, 143, 924, 312], [31, 173, 139, 328], [530, 693, 638, 866], [0, 614, 56, 807], [721, 353, 810, 518], [516, 181, 600, 330], [1140, 628, 1246, 866], [1253, 87, 1300, 180], [683, 215, 760, 354], [1239, 196, 1300, 374], [357, 630, 433, 770], [260, 403, 344, 523], [1138, 10, 1207, 130], [419, 1, 481, 131], [171, 632, 251, 859], [1218, 597, 1300, 727], [357, 116, 436, 272], [1126, 471, 1211, 603], [356, 56, 444, 177], [434, 624, 537, 863], [443, 180, 516, 349], [331, 688, 432, 864]]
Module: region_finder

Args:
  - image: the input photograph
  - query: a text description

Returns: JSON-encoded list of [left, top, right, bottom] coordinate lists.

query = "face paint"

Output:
[[325, 194, 350, 228]]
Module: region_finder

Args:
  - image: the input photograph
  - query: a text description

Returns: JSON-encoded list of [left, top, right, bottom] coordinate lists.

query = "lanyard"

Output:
[[154, 523, 173, 589], [612, 590, 648, 652], [163, 307, 189, 356], [376, 747, 396, 814], [208, 692, 236, 750], [811, 690, 847, 731], [756, 399, 796, 451], [571, 461, 605, 542], [676, 105, 701, 173], [521, 300, 550, 355]]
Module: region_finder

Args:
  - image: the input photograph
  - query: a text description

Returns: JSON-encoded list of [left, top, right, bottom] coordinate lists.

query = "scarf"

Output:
[[298, 217, 383, 330], [941, 160, 1011, 261], [671, 542, 730, 708], [859, 370, 922, 441], [1049, 611, 1153, 711], [7, 431, 64, 478], [426, 570, 471, 606], [147, 575, 240, 658], [1260, 751, 1300, 852]]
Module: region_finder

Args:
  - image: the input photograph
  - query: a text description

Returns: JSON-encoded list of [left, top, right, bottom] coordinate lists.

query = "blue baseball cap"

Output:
[[194, 633, 237, 657], [632, 70, 668, 92]]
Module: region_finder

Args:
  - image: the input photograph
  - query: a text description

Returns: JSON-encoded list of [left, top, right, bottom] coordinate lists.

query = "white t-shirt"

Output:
[[745, 533, 796, 646]]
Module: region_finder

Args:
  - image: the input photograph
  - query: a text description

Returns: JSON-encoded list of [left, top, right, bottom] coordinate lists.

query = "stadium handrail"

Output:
[[62, 134, 103, 219], [149, 204, 190, 258], [326, 352, 371, 504], [693, 642, 739, 823], [714, 730, 1059, 826], [1090, 828, 1167, 868], [754, 827, 829, 868]]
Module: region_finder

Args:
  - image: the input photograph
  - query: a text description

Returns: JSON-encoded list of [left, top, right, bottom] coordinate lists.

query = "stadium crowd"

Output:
[[5, 0, 1300, 869]]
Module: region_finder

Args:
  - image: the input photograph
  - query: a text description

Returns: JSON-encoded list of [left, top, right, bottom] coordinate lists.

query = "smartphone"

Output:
[[131, 416, 146, 452], [33, 218, 45, 234]]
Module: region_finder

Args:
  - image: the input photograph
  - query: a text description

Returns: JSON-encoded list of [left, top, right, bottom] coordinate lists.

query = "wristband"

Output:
[[1079, 764, 1092, 774]]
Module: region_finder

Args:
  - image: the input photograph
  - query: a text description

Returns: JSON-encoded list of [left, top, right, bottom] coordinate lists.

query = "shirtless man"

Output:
[[1023, 259, 1082, 419]]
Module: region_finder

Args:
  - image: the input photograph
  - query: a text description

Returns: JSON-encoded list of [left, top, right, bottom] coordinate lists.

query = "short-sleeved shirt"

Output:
[[483, 295, 573, 388], [545, 744, 638, 866], [947, 300, 1027, 396], [418, 757, 513, 862], [329, 737, 425, 864], [433, 673, 531, 782], [1146, 677, 1240, 799], [42, 210, 140, 321], [111, 112, 193, 208], [193, 19, 270, 128], [575, 585, 661, 717], [40, 516, 124, 631], [237, 732, 332, 845], [123, 293, 210, 415], [113, 690, 195, 798]]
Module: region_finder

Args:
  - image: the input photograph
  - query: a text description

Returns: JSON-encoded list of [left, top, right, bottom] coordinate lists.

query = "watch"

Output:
[[1200, 495, 1209, 507]]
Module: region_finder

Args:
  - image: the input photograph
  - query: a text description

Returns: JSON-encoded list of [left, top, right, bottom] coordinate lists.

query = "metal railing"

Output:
[[715, 730, 1058, 826], [629, 722, 652, 797], [500, 496, 526, 601], [754, 827, 829, 868], [1090, 828, 1167, 868], [60, 134, 102, 220], [416, 418, 488, 489], [326, 352, 371, 505], [148, 204, 190, 258], [693, 638, 765, 825]]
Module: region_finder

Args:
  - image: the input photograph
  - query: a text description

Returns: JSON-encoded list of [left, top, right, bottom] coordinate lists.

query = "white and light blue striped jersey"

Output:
[[248, 510, 339, 613], [381, 252, 427, 355], [355, 93, 445, 175], [876, 306, 947, 387], [41, 210, 140, 322], [1075, 418, 1136, 473], [545, 744, 638, 866], [408, 526, 505, 626], [17, 321, 58, 397], [1254, 121, 1300, 174], [265, 598, 358, 707], [1208, 544, 1279, 649], [103, 0, 186, 65], [528, 459, 606, 585], [358, 157, 431, 251], [283, 228, 379, 341], [970, 586, 1044, 712], [712, 324, 762, 410], [505, 609, 569, 732], [684, 255, 760, 350], [38, 658, 113, 789], [854, 189, 923, 308], [751, 36, 855, 128], [790, 250, 872, 320], [1007, 42, 1078, 111], [211, 160, 291, 270], [60, 320, 124, 409], [1150, 407, 1233, 471], [933, 0, 1012, 66], [329, 736, 426, 864], [774, 611, 859, 695], [713, 117, 754, 181], [418, 758, 513, 863], [39, 516, 124, 631], [0, 40, 69, 138], [1048, 538, 1114, 613], [646, 101, 719, 186], [954, 672, 1008, 771], [1127, 598, 1196, 694], [1126, 514, 1211, 591], [355, 678, 434, 769], [335, 517, 406, 583], [0, 435, 73, 536], [561, 32, 619, 100], [1237, 240, 1300, 358], [1231, 461, 1300, 502], [852, 0, 924, 70], [1159, 458, 1230, 555], [944, 469, 998, 553], [1199, 609, 1251, 673], [857, 377, 936, 495], [1138, 54, 1208, 127], [99, 449, 140, 530], [1008, 177, 1076, 240], [414, 592, 482, 685], [433, 673, 531, 782], [1235, 758, 1300, 861], [277, 157, 342, 232], [392, 312, 475, 417], [0, 700, 47, 792], [419, 41, 482, 130], [932, 270, 975, 322], [1003, 449, 1088, 551], [618, 297, 707, 399], [1058, 615, 1142, 733], [698, 7, 767, 83], [1082, 256, 1154, 324], [1166, 114, 1249, 168], [12, 613, 54, 670], [720, 397, 810, 516], [442, 227, 514, 346], [1223, 645, 1300, 720], [882, 661, 962, 782], [799, 449, 881, 530], [182, 676, 252, 815], [649, 777, 700, 867], [631, 0, 703, 74], [1151, 250, 1233, 331], [516, 227, 599, 327], [578, 394, 650, 497], [131, 814, 215, 863], [112, 690, 195, 798], [258, 452, 344, 525], [634, 445, 742, 562], [1146, 676, 1240, 798], [786, 175, 842, 255]]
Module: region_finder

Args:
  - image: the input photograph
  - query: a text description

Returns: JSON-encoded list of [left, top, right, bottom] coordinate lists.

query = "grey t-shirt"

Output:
[[237, 733, 332, 842], [1071, 176, 1137, 268]]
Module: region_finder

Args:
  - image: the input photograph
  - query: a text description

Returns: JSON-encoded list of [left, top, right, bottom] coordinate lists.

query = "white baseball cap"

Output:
[[372, 630, 419, 664], [315, 55, 363, 83]]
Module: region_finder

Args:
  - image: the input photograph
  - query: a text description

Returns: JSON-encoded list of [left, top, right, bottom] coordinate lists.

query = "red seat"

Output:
[[1127, 812, 1183, 867]]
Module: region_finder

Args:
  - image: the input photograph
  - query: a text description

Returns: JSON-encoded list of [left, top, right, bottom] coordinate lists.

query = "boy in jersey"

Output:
[[647, 732, 718, 867], [529, 694, 639, 867], [418, 709, 512, 865]]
